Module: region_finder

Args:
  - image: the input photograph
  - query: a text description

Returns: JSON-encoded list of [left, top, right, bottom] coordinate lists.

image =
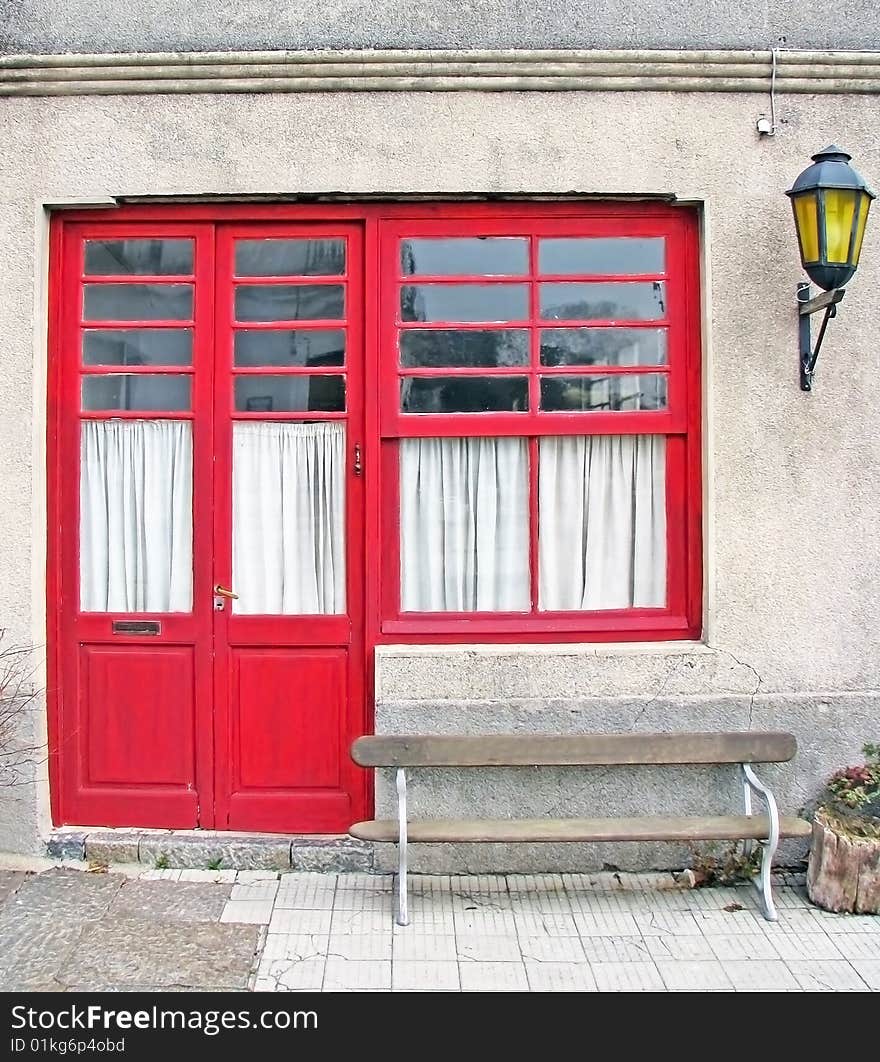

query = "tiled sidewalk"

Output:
[[213, 872, 880, 992]]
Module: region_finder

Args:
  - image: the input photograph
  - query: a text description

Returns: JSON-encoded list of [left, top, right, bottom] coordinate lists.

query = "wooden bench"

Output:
[[349, 732, 811, 926]]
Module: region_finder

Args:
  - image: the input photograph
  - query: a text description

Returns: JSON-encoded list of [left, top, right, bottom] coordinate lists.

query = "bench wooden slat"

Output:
[[351, 732, 797, 768], [350, 815, 812, 844]]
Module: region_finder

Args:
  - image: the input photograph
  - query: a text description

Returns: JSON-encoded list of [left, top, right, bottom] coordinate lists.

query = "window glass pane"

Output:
[[84, 284, 193, 322], [401, 376, 528, 413], [401, 238, 529, 276], [83, 329, 192, 367], [539, 282, 666, 321], [234, 375, 345, 413], [539, 374, 667, 412], [234, 330, 345, 368], [401, 284, 529, 323], [82, 375, 192, 411], [84, 239, 193, 276], [540, 328, 667, 367], [233, 422, 345, 614], [80, 420, 192, 612], [235, 284, 344, 322], [400, 329, 529, 368], [539, 435, 666, 610], [539, 238, 665, 275], [235, 239, 345, 277], [400, 436, 529, 611]]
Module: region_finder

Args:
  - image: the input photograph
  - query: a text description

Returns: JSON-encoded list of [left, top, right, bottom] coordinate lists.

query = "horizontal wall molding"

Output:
[[2, 48, 880, 97]]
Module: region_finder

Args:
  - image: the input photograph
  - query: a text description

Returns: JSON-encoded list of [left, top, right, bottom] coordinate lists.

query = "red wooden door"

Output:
[[52, 218, 367, 832]]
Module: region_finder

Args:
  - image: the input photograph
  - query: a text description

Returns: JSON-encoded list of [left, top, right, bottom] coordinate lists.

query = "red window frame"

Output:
[[376, 206, 702, 642]]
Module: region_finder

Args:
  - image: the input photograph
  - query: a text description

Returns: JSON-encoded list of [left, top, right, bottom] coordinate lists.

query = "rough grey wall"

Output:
[[0, 85, 878, 865], [2, 0, 880, 55]]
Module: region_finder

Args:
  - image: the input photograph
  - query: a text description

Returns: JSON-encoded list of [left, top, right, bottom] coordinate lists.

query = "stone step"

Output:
[[46, 830, 375, 873]]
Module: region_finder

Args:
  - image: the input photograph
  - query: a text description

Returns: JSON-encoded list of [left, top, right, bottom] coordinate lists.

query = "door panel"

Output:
[[213, 222, 366, 833]]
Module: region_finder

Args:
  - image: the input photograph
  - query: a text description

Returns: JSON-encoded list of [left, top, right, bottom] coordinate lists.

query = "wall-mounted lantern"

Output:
[[786, 145, 874, 390]]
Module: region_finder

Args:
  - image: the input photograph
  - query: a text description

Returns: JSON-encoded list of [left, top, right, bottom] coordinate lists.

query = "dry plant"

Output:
[[0, 631, 44, 785]]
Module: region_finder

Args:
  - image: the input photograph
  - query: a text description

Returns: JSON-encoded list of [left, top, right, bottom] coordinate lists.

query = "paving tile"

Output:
[[334, 874, 393, 891], [655, 960, 735, 991], [457, 935, 525, 962], [274, 882, 337, 911], [693, 909, 768, 935], [767, 931, 844, 961], [6, 869, 123, 924], [393, 903, 455, 934], [644, 935, 717, 961], [323, 959, 391, 991], [722, 960, 801, 991], [254, 959, 326, 993], [513, 892, 574, 916], [392, 961, 460, 991], [591, 961, 665, 992], [580, 936, 652, 963], [408, 875, 453, 895], [331, 890, 394, 912], [327, 932, 392, 961], [513, 910, 581, 937], [524, 961, 598, 992], [111, 879, 231, 924], [268, 909, 333, 935], [139, 869, 182, 881], [705, 934, 779, 961], [850, 960, 880, 989], [260, 933, 329, 964], [392, 934, 457, 962], [229, 881, 279, 903], [832, 934, 880, 961], [220, 899, 275, 925], [454, 906, 518, 935], [573, 912, 641, 937], [811, 912, 880, 934], [519, 935, 586, 963], [0, 871, 28, 904], [459, 961, 529, 992], [508, 874, 567, 893], [635, 911, 702, 936], [787, 961, 872, 991], [761, 909, 830, 934], [235, 870, 280, 884], [178, 870, 237, 883], [331, 909, 393, 935]]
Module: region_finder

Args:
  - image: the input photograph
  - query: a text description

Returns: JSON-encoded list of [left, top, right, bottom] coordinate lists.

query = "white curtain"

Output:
[[233, 421, 345, 615], [80, 420, 193, 612], [400, 437, 529, 611], [539, 434, 666, 610]]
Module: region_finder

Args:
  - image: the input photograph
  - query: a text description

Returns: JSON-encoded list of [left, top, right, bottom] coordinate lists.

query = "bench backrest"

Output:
[[351, 732, 797, 768]]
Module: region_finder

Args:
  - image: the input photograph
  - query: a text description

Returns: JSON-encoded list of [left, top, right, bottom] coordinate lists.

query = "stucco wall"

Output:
[[2, 0, 880, 53], [0, 84, 877, 863]]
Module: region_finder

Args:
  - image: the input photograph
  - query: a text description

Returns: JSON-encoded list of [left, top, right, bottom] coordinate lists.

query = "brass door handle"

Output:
[[214, 584, 238, 599]]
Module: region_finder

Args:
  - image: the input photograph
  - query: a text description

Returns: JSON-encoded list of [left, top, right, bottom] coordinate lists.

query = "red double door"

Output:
[[53, 220, 368, 831]]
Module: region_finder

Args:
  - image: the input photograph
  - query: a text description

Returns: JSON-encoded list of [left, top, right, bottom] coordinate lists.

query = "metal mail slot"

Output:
[[112, 620, 161, 635]]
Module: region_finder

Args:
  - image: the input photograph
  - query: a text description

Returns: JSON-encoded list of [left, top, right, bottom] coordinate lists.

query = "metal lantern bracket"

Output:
[[797, 282, 845, 391]]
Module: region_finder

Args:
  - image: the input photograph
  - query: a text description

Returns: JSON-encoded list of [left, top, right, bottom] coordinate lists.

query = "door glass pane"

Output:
[[80, 420, 193, 612], [539, 238, 665, 275], [235, 238, 346, 276], [539, 374, 667, 412], [540, 328, 667, 367], [235, 284, 344, 322], [83, 329, 193, 367], [232, 421, 346, 614], [539, 282, 666, 321], [400, 329, 529, 368], [400, 436, 529, 611], [82, 374, 192, 411], [84, 284, 193, 321], [539, 435, 666, 610], [401, 284, 529, 323], [84, 239, 193, 276], [234, 375, 345, 413], [401, 376, 528, 413], [401, 238, 529, 276], [234, 329, 345, 368]]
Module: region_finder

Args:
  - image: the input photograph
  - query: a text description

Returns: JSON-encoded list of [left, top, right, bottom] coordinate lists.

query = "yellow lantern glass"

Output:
[[792, 193, 820, 263], [851, 190, 873, 266], [823, 188, 859, 263]]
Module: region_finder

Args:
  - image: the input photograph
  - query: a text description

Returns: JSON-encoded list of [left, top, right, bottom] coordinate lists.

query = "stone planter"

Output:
[[806, 809, 880, 914]]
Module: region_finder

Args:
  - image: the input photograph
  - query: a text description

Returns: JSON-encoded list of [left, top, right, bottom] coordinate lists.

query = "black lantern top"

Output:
[[786, 145, 875, 291]]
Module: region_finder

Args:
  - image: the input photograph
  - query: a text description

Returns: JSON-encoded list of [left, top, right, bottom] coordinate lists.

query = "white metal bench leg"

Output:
[[396, 767, 409, 926], [741, 763, 780, 922]]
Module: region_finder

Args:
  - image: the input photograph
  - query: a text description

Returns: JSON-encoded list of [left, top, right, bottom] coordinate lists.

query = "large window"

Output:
[[379, 209, 701, 640]]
